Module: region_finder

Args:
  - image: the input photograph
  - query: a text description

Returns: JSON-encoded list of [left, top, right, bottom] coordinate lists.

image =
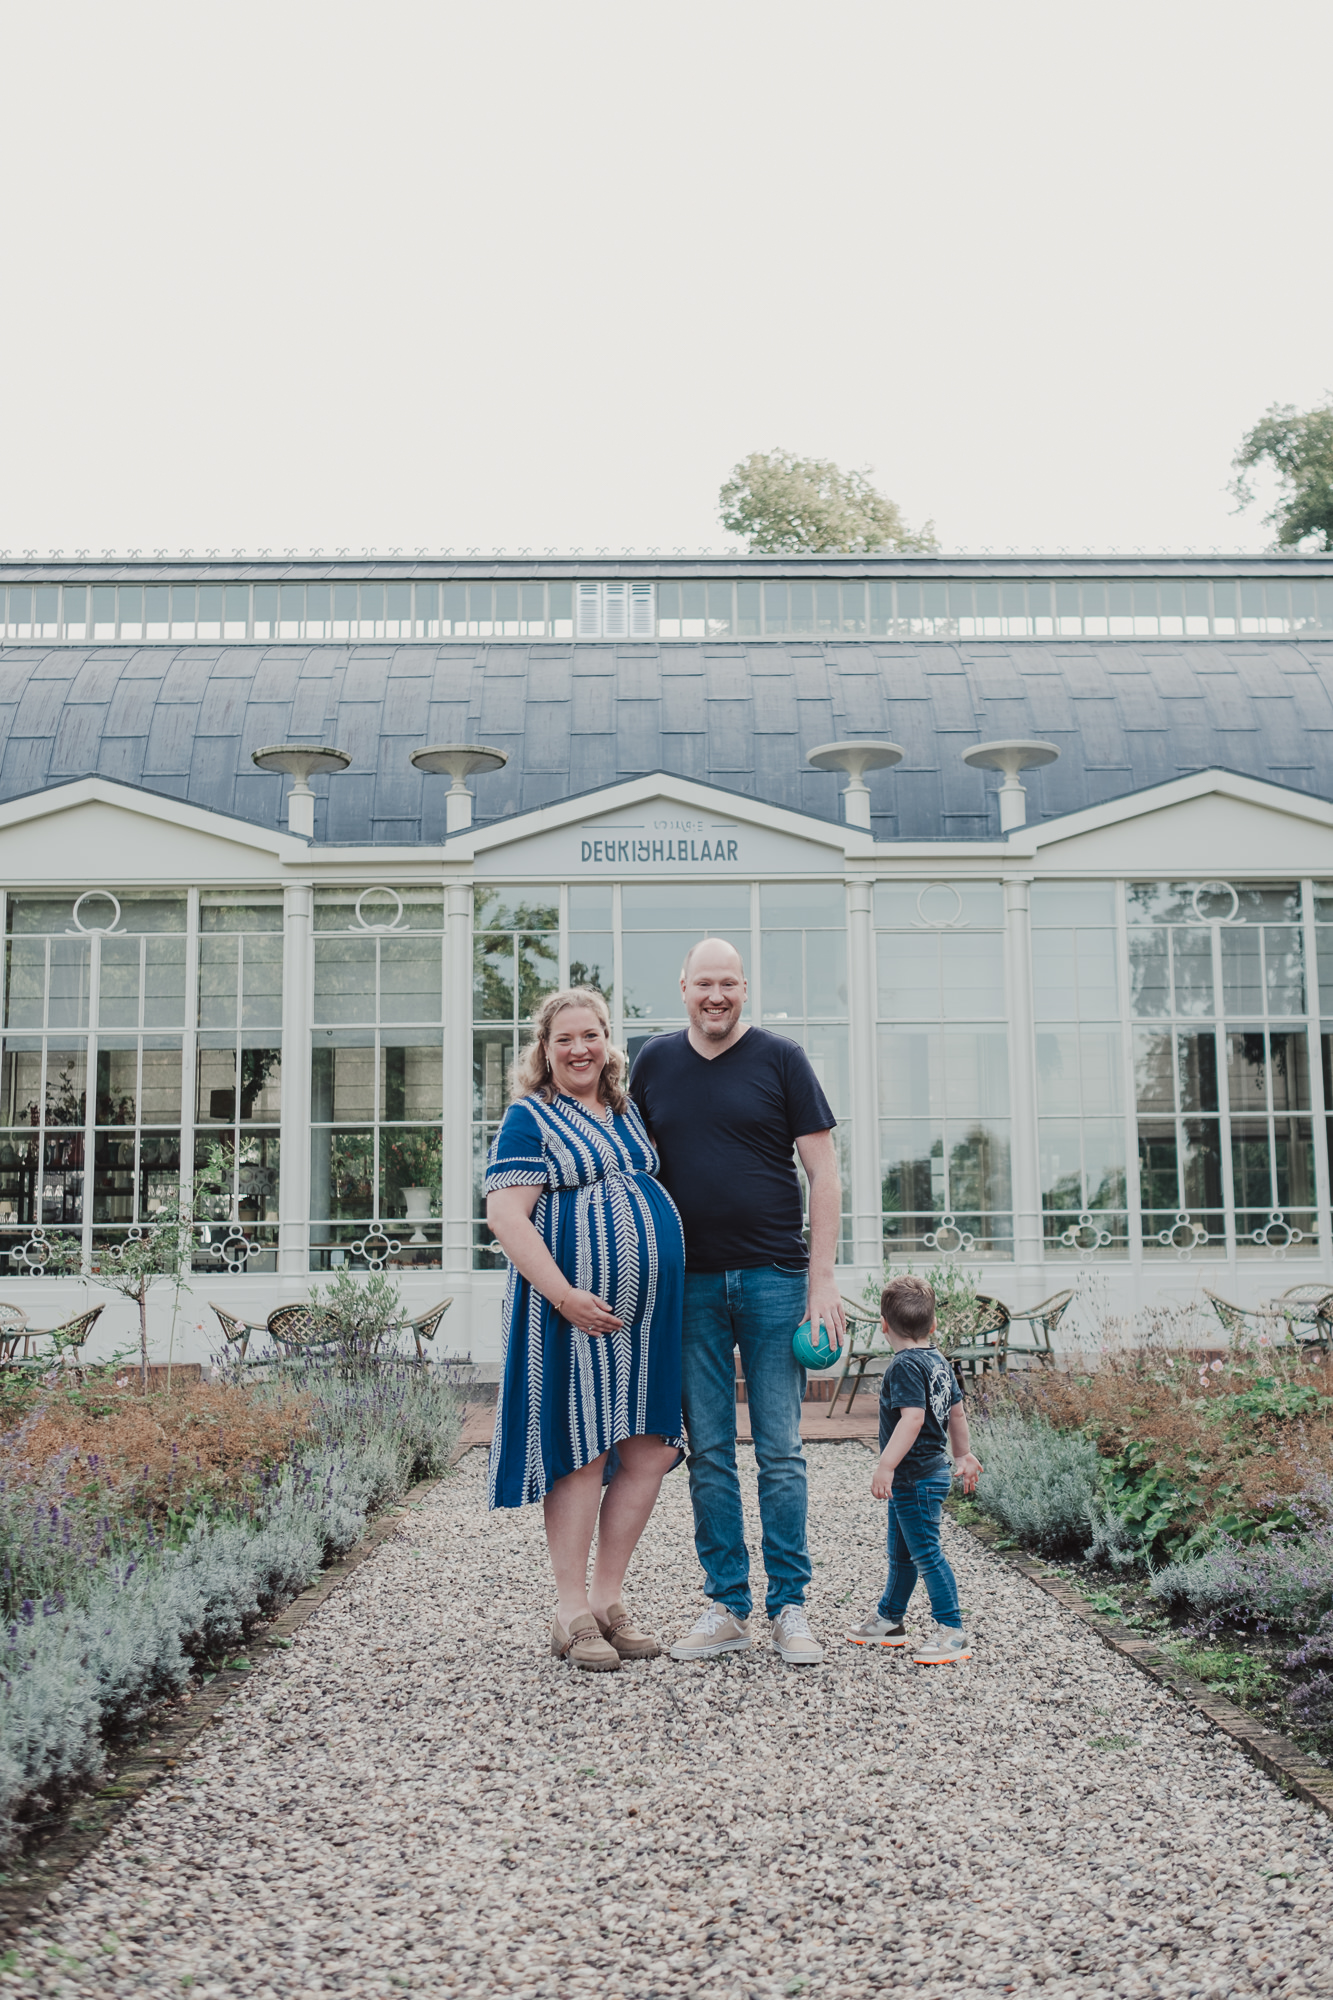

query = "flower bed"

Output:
[[0, 1357, 464, 1853], [960, 1336, 1333, 1756]]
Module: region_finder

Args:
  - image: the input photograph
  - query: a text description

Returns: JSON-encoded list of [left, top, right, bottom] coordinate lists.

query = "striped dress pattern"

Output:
[[485, 1093, 686, 1510]]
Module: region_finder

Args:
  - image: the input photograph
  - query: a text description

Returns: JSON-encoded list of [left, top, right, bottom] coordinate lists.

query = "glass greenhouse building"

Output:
[[4, 550, 1333, 1366]]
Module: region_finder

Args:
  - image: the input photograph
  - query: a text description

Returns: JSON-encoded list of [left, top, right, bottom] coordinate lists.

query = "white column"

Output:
[[180, 887, 199, 1213], [846, 879, 881, 1274], [1004, 874, 1043, 1279], [443, 878, 474, 1270], [1301, 878, 1332, 1274], [278, 881, 313, 1276]]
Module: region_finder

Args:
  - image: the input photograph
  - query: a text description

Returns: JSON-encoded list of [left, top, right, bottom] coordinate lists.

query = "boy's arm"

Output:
[[948, 1402, 983, 1495], [869, 1407, 924, 1500]]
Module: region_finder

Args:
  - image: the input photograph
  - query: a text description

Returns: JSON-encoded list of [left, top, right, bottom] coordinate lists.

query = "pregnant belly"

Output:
[[552, 1176, 677, 1328]]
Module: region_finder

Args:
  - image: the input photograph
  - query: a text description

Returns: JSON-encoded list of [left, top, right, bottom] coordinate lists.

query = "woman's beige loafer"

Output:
[[550, 1613, 621, 1672], [594, 1601, 662, 1660]]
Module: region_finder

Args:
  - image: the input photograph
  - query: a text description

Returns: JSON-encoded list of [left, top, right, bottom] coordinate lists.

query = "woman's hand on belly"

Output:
[[561, 1289, 624, 1337]]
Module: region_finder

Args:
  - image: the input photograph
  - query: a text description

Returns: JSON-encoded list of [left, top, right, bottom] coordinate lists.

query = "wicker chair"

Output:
[[3, 1304, 104, 1375], [946, 1295, 1012, 1381], [1203, 1290, 1297, 1348], [209, 1302, 272, 1365], [1205, 1286, 1333, 1354], [398, 1298, 454, 1364], [1000, 1288, 1075, 1368], [1274, 1283, 1333, 1354], [0, 1302, 28, 1365], [266, 1303, 342, 1360]]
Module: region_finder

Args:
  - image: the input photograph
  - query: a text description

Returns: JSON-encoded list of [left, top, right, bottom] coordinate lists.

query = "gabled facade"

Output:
[[2, 753, 1332, 1364]]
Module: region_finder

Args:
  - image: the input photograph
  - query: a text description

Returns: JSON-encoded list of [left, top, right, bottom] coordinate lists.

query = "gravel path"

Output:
[[15, 1443, 1333, 1999]]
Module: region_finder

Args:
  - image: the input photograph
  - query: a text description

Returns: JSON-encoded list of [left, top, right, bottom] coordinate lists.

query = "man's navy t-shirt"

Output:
[[629, 1027, 835, 1271]]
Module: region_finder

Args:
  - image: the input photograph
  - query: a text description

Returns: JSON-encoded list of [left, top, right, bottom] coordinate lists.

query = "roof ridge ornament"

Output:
[[251, 744, 351, 840], [410, 743, 509, 834], [806, 740, 904, 829], [962, 739, 1060, 832]]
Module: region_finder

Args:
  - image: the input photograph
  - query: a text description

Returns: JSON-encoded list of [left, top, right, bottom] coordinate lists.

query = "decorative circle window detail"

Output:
[[208, 1225, 263, 1274], [916, 884, 964, 930], [70, 890, 122, 935], [353, 887, 406, 932], [1156, 1211, 1209, 1258], [1251, 1210, 1303, 1254], [923, 1213, 975, 1256], [1191, 880, 1239, 925], [1059, 1213, 1113, 1258], [13, 1227, 57, 1273], [351, 1226, 401, 1271]]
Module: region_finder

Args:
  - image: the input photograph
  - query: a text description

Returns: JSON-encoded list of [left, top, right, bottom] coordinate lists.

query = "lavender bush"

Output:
[[1150, 1521, 1333, 1630], [0, 1358, 463, 1851]]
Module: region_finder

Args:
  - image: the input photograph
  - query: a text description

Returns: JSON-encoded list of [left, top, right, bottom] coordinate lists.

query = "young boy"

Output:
[[845, 1275, 983, 1665]]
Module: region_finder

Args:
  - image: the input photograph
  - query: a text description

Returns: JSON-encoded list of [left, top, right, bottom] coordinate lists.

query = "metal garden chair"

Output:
[[1000, 1288, 1075, 1368], [826, 1294, 893, 1418]]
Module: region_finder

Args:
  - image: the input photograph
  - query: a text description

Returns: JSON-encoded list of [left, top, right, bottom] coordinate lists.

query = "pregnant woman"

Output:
[[485, 986, 685, 1672]]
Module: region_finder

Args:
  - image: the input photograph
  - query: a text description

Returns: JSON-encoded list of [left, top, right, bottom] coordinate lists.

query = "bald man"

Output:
[[630, 938, 844, 1666]]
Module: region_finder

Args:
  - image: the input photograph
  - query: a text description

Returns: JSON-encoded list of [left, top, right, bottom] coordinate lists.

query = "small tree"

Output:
[[309, 1266, 405, 1370], [719, 449, 937, 554], [40, 1143, 230, 1393], [1231, 400, 1333, 549]]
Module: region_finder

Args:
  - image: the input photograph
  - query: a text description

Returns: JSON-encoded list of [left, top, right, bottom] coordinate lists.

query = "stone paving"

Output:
[[12, 1443, 1333, 1998]]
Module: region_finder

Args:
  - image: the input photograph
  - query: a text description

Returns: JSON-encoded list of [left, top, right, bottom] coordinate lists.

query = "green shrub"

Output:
[[971, 1412, 1101, 1556]]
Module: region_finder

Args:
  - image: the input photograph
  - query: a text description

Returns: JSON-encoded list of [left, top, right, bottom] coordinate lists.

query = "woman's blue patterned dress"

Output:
[[485, 1093, 686, 1510]]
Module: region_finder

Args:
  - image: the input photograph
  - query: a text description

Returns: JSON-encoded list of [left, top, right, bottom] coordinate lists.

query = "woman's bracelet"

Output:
[[555, 1287, 574, 1318]]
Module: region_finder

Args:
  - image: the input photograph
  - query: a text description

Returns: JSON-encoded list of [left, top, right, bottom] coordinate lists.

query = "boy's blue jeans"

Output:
[[877, 1463, 963, 1630], [680, 1265, 810, 1621]]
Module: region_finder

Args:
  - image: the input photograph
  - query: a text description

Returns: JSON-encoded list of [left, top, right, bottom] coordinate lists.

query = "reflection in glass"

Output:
[[313, 937, 377, 1023], [379, 935, 443, 1023], [568, 932, 613, 1006]]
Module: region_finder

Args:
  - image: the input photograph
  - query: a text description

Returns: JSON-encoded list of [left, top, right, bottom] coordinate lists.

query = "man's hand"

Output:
[[870, 1451, 895, 1502], [954, 1452, 983, 1496], [806, 1272, 846, 1352]]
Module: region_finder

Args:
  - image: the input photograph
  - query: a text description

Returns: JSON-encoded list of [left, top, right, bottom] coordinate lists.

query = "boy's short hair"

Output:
[[881, 1274, 936, 1341]]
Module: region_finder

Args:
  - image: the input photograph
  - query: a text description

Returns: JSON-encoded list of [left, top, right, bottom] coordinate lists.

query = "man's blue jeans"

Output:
[[877, 1463, 962, 1629], [681, 1266, 810, 1621]]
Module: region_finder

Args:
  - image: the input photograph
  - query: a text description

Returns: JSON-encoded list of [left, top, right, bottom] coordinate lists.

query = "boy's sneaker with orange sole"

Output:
[[845, 1611, 908, 1647], [912, 1623, 973, 1665]]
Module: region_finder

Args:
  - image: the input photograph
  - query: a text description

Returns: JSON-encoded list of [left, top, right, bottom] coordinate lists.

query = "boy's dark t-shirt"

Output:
[[879, 1346, 962, 1482], [629, 1027, 835, 1271]]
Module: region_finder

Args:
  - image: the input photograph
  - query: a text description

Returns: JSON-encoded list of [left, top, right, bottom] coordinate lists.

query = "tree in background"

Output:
[[1232, 401, 1333, 549], [719, 449, 937, 554]]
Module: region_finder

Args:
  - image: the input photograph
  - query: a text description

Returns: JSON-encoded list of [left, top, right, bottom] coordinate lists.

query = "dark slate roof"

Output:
[[3, 639, 1333, 844]]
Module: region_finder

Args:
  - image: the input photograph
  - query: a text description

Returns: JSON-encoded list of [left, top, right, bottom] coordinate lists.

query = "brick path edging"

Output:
[[951, 1498, 1333, 1821], [0, 1413, 489, 1937]]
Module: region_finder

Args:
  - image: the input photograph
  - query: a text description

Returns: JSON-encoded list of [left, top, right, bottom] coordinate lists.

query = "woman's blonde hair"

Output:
[[513, 987, 630, 1115]]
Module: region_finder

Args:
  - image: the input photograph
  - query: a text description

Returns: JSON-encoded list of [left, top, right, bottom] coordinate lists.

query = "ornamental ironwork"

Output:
[[923, 1214, 975, 1256]]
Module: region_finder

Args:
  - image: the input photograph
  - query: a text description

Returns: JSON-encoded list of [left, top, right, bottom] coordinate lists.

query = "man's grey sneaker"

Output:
[[669, 1605, 753, 1661], [771, 1605, 825, 1665], [912, 1622, 973, 1666], [845, 1611, 908, 1648]]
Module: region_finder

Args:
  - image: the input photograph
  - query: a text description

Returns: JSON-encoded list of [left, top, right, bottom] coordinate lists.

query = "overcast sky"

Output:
[[3, 0, 1329, 559]]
